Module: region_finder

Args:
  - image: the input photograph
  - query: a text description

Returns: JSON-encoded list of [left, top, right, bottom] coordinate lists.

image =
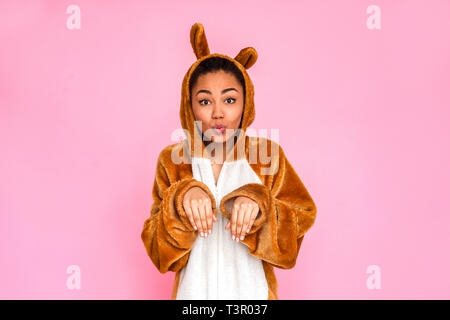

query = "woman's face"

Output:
[[191, 70, 244, 144]]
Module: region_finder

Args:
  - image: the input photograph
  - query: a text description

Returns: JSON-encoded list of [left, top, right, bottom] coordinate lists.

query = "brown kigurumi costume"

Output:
[[141, 22, 317, 299]]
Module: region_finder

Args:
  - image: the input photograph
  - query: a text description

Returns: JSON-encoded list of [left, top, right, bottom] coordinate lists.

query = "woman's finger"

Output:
[[204, 198, 213, 235], [191, 200, 202, 236], [198, 199, 207, 237], [235, 203, 246, 242], [247, 206, 259, 233], [185, 204, 197, 231], [239, 204, 254, 241], [231, 202, 239, 241]]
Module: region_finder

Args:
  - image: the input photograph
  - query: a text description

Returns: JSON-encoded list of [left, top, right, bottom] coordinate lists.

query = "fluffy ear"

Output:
[[190, 22, 210, 59], [234, 47, 258, 69]]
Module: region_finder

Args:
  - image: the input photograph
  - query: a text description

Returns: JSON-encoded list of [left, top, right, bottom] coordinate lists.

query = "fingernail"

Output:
[[194, 226, 197, 230], [209, 229, 212, 235], [240, 235, 244, 240], [201, 232, 204, 237], [232, 235, 235, 241], [247, 228, 250, 233]]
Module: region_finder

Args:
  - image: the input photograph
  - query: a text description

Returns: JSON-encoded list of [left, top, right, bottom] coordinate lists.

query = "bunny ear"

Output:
[[234, 47, 258, 69], [190, 23, 210, 59]]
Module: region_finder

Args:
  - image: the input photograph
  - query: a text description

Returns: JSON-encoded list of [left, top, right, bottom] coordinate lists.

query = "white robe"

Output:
[[176, 156, 269, 300]]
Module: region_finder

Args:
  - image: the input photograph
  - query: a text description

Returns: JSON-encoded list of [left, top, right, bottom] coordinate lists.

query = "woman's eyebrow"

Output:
[[195, 88, 238, 96]]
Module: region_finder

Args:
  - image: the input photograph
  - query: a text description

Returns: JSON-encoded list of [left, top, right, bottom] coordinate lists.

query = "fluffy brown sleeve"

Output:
[[141, 152, 217, 274], [219, 145, 317, 269]]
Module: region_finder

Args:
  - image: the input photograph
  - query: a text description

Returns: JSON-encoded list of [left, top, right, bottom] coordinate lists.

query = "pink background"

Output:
[[1, 0, 449, 299]]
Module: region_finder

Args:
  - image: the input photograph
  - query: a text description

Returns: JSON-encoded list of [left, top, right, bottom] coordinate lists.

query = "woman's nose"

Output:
[[212, 104, 224, 118]]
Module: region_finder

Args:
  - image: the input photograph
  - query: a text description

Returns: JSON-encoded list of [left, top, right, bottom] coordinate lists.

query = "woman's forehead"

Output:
[[193, 71, 243, 90]]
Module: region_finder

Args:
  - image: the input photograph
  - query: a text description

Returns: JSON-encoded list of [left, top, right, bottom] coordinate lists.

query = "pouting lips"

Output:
[[214, 127, 226, 134], [213, 124, 227, 133], [214, 124, 226, 130]]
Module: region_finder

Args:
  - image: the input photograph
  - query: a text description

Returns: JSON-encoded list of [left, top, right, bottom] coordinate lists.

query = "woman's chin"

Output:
[[211, 136, 224, 143]]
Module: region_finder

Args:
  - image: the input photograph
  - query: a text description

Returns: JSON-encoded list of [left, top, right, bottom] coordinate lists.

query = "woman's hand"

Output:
[[225, 196, 260, 242], [183, 186, 217, 237]]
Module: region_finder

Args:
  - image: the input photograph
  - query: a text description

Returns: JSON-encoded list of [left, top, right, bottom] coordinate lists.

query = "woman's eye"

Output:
[[199, 99, 210, 105], [225, 98, 236, 104]]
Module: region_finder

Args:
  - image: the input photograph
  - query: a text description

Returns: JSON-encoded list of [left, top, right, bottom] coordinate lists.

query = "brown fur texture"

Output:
[[141, 22, 317, 300]]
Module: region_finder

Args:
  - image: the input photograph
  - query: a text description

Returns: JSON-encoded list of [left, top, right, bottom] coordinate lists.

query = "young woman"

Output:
[[141, 23, 317, 300]]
